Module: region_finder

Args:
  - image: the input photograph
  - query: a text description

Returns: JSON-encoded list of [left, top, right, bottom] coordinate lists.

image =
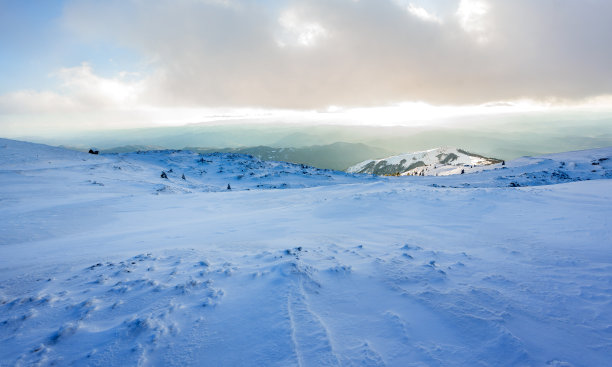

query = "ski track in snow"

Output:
[[1, 138, 612, 366]]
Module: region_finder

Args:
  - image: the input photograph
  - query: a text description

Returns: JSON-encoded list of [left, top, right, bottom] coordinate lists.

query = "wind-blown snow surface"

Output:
[[1, 138, 612, 366]]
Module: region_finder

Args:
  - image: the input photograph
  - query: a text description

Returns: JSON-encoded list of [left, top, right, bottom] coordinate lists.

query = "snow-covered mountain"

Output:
[[0, 138, 366, 196], [347, 147, 502, 176], [1, 138, 612, 366]]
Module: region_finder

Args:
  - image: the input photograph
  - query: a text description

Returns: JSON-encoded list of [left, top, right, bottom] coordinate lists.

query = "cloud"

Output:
[[0, 63, 148, 114], [0, 90, 78, 115], [276, 9, 328, 47], [407, 4, 443, 24], [390, 1, 444, 24], [54, 63, 147, 108], [456, 0, 490, 42], [6, 0, 612, 115]]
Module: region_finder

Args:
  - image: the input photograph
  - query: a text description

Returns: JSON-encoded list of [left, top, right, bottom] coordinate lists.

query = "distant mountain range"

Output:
[[26, 116, 612, 164], [82, 144, 501, 174], [347, 147, 502, 176]]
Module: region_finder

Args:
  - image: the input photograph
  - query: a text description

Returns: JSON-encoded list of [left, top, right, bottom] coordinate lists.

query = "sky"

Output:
[[1, 0, 612, 138]]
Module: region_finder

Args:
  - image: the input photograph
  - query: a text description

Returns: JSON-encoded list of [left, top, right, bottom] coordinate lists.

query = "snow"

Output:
[[1, 138, 611, 366], [347, 147, 500, 176]]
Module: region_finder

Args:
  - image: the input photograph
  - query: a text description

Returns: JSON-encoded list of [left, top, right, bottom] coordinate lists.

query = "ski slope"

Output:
[[1, 138, 611, 366]]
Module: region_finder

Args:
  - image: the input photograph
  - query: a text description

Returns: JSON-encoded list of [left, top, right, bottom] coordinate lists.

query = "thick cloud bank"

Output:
[[59, 0, 612, 109]]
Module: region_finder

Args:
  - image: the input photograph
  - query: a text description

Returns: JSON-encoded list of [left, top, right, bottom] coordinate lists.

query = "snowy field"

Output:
[[1, 138, 611, 366]]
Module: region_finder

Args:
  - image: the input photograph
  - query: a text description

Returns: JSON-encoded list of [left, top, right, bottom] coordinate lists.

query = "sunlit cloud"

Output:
[[0, 63, 149, 114], [54, 63, 146, 107], [277, 9, 328, 48], [456, 0, 490, 43], [406, 3, 443, 24]]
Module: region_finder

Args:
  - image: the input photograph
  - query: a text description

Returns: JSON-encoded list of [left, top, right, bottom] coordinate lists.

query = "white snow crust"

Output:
[[1, 138, 611, 366]]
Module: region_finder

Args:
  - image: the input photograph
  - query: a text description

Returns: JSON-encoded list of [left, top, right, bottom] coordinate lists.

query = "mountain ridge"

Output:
[[86, 142, 394, 171], [348, 147, 502, 176]]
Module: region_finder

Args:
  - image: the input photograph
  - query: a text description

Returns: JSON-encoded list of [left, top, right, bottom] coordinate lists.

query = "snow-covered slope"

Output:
[[1, 139, 612, 366], [347, 147, 501, 176], [382, 147, 612, 188], [0, 138, 365, 197]]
